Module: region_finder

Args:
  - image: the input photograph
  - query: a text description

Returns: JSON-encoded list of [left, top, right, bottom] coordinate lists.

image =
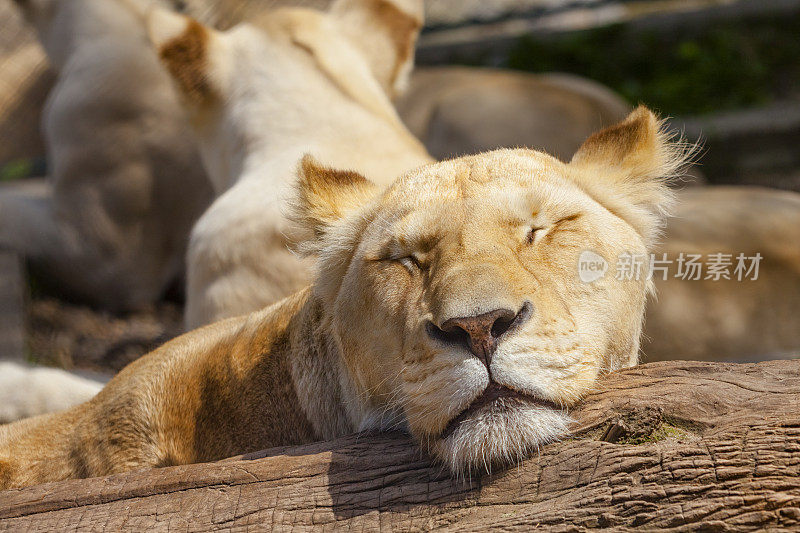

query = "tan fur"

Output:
[[295, 156, 378, 237], [0, 108, 690, 489], [570, 105, 690, 246], [158, 18, 216, 105]]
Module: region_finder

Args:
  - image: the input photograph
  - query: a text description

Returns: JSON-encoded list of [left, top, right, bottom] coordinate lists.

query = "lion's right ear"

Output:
[[147, 8, 229, 109], [293, 156, 378, 241]]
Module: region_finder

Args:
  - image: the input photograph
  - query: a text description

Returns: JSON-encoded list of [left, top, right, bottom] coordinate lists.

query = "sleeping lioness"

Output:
[[0, 107, 689, 489]]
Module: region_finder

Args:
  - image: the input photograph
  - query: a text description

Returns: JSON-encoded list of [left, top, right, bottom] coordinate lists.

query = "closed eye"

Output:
[[557, 213, 582, 224], [374, 252, 424, 272], [397, 255, 423, 272], [526, 214, 582, 245], [526, 227, 545, 244]]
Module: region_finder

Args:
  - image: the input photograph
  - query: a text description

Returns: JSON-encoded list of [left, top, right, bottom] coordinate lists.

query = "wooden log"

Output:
[[1, 360, 798, 531], [0, 250, 24, 361]]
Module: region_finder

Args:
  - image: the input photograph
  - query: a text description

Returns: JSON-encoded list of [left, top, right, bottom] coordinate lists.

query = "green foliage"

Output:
[[506, 11, 800, 116], [0, 157, 47, 182], [0, 159, 35, 182]]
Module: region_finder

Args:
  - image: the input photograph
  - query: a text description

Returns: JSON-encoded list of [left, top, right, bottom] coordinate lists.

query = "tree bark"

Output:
[[1, 360, 798, 531]]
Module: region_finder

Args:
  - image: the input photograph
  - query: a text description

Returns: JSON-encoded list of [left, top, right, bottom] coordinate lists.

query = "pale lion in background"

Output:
[[0, 0, 213, 423], [1, 0, 212, 310], [0, 361, 106, 424], [147, 0, 433, 328]]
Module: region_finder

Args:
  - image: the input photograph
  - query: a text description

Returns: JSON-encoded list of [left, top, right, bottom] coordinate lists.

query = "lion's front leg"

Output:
[[0, 386, 168, 490], [0, 408, 96, 490], [184, 181, 313, 329]]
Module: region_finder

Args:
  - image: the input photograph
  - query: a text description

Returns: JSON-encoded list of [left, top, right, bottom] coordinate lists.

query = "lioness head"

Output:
[[294, 107, 689, 473]]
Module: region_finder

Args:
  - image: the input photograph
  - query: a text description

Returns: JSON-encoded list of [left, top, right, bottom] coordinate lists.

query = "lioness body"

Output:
[[0, 108, 689, 489], [0, 291, 335, 488]]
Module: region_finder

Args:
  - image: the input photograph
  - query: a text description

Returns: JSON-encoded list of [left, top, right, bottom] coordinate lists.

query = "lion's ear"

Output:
[[570, 106, 693, 244], [329, 0, 423, 98], [293, 156, 378, 240], [147, 7, 229, 109]]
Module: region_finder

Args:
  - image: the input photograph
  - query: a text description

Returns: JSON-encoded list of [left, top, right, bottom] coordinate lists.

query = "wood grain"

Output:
[[1, 360, 798, 531]]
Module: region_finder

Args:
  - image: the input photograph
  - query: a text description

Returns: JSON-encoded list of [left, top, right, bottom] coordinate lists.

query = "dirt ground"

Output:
[[25, 296, 184, 375]]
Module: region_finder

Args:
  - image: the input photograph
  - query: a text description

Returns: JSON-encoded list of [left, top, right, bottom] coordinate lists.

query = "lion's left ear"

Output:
[[293, 156, 378, 243], [329, 0, 423, 98], [570, 106, 692, 244]]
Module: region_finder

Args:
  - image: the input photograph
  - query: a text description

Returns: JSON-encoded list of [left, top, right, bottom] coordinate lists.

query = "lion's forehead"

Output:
[[374, 176, 600, 249], [358, 150, 643, 282], [386, 149, 561, 197], [379, 150, 590, 215]]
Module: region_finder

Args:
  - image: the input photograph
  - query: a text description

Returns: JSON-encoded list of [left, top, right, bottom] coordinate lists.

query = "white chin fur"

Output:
[[430, 401, 572, 477]]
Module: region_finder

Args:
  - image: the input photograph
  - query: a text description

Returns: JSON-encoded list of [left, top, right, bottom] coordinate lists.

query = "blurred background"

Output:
[[417, 0, 800, 189], [0, 0, 798, 376]]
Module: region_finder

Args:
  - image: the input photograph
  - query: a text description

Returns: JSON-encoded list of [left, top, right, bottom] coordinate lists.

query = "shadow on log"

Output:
[[1, 360, 799, 530]]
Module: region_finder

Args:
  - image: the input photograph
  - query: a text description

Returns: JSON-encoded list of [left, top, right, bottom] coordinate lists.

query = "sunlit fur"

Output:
[[432, 402, 572, 477], [0, 108, 691, 489]]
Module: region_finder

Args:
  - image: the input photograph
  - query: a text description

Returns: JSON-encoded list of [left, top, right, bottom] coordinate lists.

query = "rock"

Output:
[[1, 359, 798, 531]]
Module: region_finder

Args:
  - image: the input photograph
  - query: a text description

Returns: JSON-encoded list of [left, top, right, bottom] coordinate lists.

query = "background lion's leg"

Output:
[[185, 180, 313, 328], [0, 178, 60, 255], [0, 179, 167, 310]]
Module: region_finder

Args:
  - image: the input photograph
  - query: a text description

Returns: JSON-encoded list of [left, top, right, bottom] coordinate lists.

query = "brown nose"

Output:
[[426, 302, 533, 369]]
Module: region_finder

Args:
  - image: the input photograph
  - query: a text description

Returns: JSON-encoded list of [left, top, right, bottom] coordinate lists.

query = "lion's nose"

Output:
[[426, 302, 533, 368]]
